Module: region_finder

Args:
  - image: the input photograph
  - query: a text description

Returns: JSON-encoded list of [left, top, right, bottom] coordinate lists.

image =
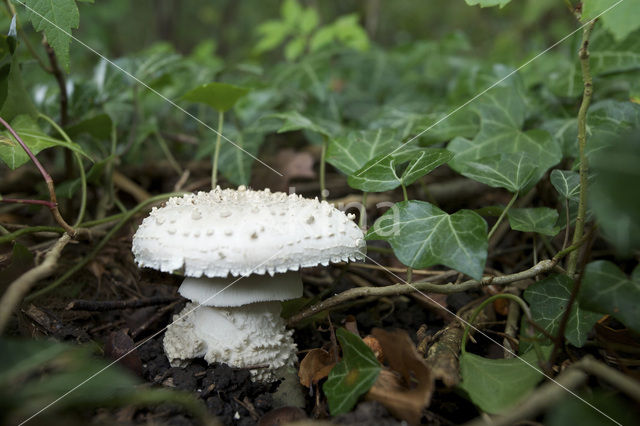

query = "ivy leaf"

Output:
[[464, 0, 512, 8], [411, 108, 480, 145], [0, 115, 91, 169], [182, 82, 249, 112], [64, 114, 113, 140], [270, 111, 340, 138], [550, 170, 580, 202], [367, 201, 488, 279], [459, 347, 549, 414], [507, 207, 561, 236], [580, 261, 640, 333], [218, 130, 265, 187], [455, 152, 538, 193], [327, 128, 399, 175], [448, 87, 561, 187], [323, 328, 381, 415], [21, 0, 80, 72], [589, 128, 640, 254], [524, 275, 601, 347], [582, 0, 640, 42], [348, 147, 453, 192], [0, 34, 37, 120]]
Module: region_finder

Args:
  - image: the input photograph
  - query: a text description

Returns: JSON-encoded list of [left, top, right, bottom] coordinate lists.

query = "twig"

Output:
[[66, 296, 179, 312], [289, 236, 590, 326], [24, 193, 182, 301], [288, 259, 555, 326], [44, 43, 68, 126], [113, 171, 152, 202], [567, 19, 596, 277], [131, 300, 180, 339], [0, 234, 71, 333], [0, 116, 75, 236]]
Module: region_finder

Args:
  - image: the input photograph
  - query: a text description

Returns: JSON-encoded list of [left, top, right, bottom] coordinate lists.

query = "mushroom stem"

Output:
[[164, 301, 297, 382]]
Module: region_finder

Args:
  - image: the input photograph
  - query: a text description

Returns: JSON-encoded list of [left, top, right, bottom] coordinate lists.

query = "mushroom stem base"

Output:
[[163, 301, 297, 382]]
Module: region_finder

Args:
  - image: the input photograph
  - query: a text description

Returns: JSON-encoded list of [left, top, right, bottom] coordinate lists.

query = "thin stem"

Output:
[[562, 198, 570, 250], [37, 113, 87, 226], [359, 192, 367, 229], [320, 136, 328, 200], [0, 116, 75, 235], [0, 226, 62, 244], [567, 20, 596, 277], [461, 293, 532, 354], [211, 111, 224, 189], [488, 192, 518, 240], [401, 183, 408, 201], [25, 192, 182, 301], [400, 184, 413, 281], [155, 131, 183, 175], [0, 197, 55, 208]]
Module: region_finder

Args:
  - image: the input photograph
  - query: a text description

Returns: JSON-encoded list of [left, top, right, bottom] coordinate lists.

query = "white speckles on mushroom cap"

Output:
[[132, 187, 366, 278]]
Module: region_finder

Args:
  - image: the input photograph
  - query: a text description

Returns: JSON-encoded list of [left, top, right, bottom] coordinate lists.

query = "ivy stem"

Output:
[[400, 183, 413, 282], [488, 192, 518, 240], [359, 192, 367, 229], [567, 20, 596, 277], [461, 293, 532, 355], [211, 111, 224, 189], [401, 183, 408, 202], [320, 136, 328, 200], [0, 116, 75, 236], [38, 113, 87, 226]]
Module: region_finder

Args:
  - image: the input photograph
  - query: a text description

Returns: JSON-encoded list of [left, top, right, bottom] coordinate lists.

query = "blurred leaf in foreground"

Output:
[[323, 328, 381, 415]]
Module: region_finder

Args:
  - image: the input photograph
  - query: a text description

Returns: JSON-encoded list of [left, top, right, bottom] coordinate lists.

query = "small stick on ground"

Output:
[[66, 296, 179, 312], [0, 234, 71, 333]]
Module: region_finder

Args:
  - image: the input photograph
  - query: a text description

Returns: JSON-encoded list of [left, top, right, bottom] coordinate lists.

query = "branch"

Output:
[[567, 19, 596, 276], [0, 116, 75, 236], [287, 259, 556, 326], [66, 296, 179, 312], [0, 234, 71, 333]]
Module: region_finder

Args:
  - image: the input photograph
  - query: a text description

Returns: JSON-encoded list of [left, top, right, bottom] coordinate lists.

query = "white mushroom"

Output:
[[132, 186, 365, 381]]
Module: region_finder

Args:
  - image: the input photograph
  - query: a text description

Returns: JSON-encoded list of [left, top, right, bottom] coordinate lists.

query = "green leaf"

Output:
[[0, 115, 90, 169], [21, 0, 80, 72], [284, 36, 306, 61], [64, 114, 113, 140], [323, 328, 381, 415], [580, 261, 640, 333], [327, 128, 399, 175], [281, 0, 303, 26], [348, 147, 453, 192], [448, 87, 561, 187], [254, 20, 290, 54], [459, 347, 549, 414], [464, 0, 512, 8], [270, 111, 339, 138], [524, 274, 600, 347], [582, 0, 640, 42], [0, 36, 37, 121], [455, 152, 538, 193], [550, 170, 580, 202], [546, 389, 638, 426], [589, 128, 640, 254], [411, 108, 480, 145], [507, 207, 561, 236], [367, 201, 488, 279], [218, 130, 265, 187], [182, 82, 249, 112]]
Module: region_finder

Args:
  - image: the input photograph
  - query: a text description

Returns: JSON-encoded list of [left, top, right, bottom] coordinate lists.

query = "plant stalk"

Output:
[[567, 20, 596, 277], [211, 111, 224, 189], [488, 192, 518, 240], [320, 136, 328, 199]]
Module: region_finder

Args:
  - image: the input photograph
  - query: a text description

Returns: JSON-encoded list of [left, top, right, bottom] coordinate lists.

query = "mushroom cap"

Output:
[[132, 187, 366, 277]]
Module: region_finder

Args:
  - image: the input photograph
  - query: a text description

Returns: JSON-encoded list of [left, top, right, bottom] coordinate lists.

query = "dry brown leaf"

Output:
[[363, 335, 383, 363], [343, 315, 359, 335], [367, 328, 433, 425], [298, 348, 336, 388]]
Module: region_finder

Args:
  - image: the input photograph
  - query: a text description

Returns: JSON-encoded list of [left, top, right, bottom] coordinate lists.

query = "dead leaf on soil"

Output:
[[298, 348, 336, 388], [367, 328, 433, 425]]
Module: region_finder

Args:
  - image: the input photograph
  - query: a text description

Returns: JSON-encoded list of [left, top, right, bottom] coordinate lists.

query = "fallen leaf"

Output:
[[104, 330, 142, 376], [299, 348, 336, 388], [369, 328, 433, 425], [363, 336, 383, 363], [258, 149, 316, 192]]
